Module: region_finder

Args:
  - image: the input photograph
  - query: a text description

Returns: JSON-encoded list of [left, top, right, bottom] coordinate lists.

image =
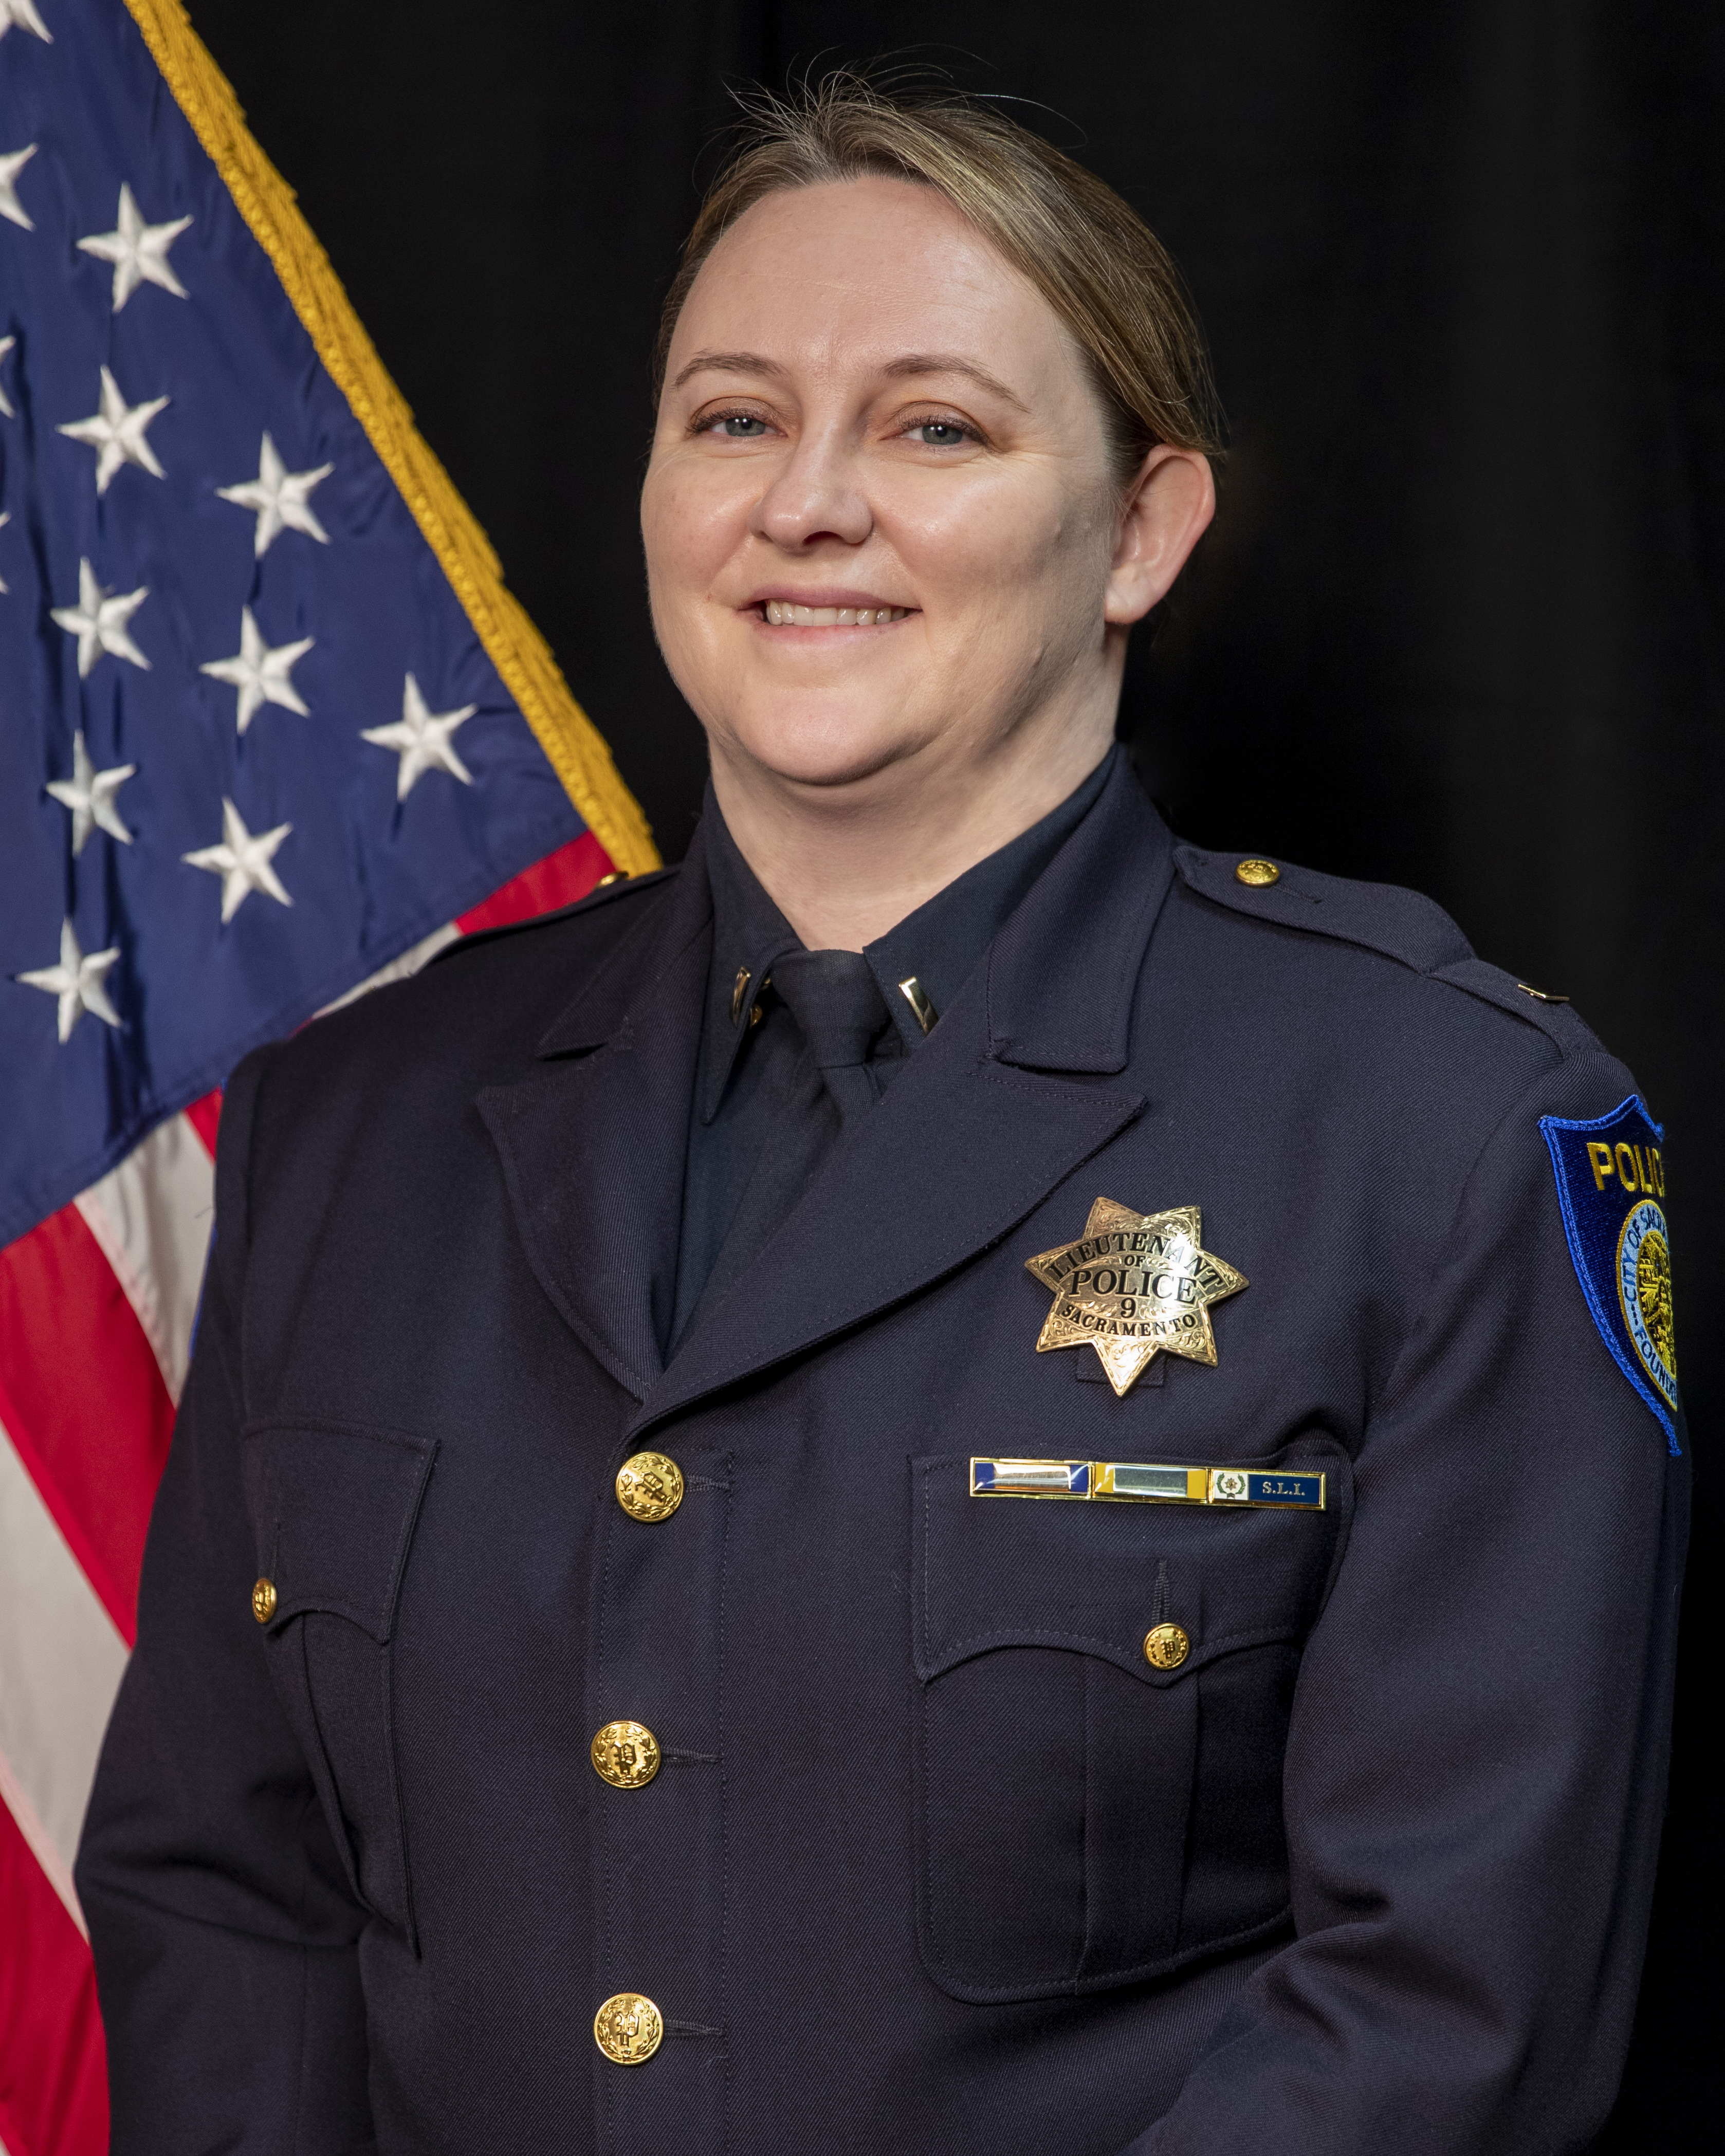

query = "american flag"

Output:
[[0, 5, 653, 2148]]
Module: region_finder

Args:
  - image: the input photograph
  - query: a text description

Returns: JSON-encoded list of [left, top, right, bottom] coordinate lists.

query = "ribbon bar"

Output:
[[970, 1459, 1325, 1510]]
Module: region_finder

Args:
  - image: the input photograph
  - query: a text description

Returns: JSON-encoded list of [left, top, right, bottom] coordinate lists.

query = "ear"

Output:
[[1104, 448, 1216, 625]]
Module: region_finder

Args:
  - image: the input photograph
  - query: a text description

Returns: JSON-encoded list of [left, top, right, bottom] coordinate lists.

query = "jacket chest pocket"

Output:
[[243, 1420, 437, 1945], [910, 1438, 1349, 2003]]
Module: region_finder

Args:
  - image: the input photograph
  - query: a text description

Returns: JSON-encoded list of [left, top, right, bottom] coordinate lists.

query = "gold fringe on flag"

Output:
[[124, 0, 660, 876]]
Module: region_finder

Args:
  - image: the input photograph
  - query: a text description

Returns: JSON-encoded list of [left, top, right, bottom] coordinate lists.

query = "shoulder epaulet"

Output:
[[431, 863, 680, 965], [1171, 843, 1600, 1056]]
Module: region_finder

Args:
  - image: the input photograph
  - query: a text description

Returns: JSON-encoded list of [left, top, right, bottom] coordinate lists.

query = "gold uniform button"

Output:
[[1235, 858, 1280, 887], [594, 1992, 663, 2065], [1144, 1622, 1190, 1670], [615, 1451, 683, 1523], [251, 1577, 278, 1624], [592, 1720, 662, 1790]]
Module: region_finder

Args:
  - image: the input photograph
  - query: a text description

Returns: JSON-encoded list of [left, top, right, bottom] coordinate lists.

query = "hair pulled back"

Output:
[[655, 72, 1224, 481]]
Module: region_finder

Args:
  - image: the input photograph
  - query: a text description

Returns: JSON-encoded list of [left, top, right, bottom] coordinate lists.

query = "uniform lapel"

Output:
[[478, 852, 712, 1401], [630, 764, 1177, 1438]]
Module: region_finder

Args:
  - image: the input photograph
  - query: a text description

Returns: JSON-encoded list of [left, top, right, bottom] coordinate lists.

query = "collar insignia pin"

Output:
[[1025, 1197, 1248, 1396]]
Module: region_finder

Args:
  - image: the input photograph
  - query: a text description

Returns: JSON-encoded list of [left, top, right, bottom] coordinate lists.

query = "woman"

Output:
[[80, 78, 1684, 2156]]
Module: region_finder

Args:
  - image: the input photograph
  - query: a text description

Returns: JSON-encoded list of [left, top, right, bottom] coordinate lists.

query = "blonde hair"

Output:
[[655, 73, 1224, 477]]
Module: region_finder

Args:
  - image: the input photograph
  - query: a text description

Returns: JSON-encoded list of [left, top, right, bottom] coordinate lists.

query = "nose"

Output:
[[749, 427, 872, 551]]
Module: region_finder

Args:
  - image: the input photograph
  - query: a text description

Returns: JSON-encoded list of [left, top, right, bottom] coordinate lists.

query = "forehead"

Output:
[[669, 174, 1080, 387]]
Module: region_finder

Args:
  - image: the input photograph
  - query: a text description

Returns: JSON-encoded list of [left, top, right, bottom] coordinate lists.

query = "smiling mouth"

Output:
[[760, 600, 913, 627]]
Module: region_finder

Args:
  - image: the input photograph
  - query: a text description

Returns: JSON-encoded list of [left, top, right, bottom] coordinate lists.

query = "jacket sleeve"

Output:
[[74, 1048, 374, 2156], [1131, 1045, 1689, 2156]]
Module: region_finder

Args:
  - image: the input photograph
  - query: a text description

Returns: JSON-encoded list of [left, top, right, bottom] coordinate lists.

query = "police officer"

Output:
[[79, 78, 1686, 2156]]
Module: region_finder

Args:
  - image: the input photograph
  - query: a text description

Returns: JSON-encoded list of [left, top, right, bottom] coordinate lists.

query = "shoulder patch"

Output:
[[1540, 1095, 1680, 1452]]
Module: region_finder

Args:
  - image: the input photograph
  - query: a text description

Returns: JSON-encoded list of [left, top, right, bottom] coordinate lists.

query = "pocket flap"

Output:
[[242, 1420, 437, 1643], [913, 1436, 1349, 1688]]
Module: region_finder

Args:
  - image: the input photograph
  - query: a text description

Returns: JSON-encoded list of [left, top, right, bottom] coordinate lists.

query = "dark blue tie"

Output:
[[673, 948, 893, 1346], [770, 947, 893, 1130]]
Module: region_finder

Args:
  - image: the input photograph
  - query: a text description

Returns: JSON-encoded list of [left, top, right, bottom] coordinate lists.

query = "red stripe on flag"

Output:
[[182, 1089, 223, 1159], [0, 1802, 108, 2156], [456, 831, 614, 934], [0, 1206, 175, 1645]]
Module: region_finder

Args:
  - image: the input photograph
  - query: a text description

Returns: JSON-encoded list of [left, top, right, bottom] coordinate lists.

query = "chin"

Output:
[[722, 697, 936, 794]]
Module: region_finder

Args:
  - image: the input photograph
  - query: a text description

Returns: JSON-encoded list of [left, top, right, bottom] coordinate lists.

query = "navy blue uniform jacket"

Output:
[[78, 764, 1687, 2154]]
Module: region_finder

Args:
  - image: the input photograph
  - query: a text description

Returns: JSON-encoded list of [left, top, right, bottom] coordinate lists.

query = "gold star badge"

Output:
[[1025, 1197, 1248, 1396]]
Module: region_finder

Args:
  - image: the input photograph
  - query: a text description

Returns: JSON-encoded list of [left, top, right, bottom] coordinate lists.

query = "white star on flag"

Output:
[[362, 674, 477, 798], [46, 732, 137, 854], [0, 508, 10, 594], [216, 432, 333, 556], [0, 1, 51, 45], [77, 183, 192, 311], [182, 799, 293, 922], [199, 607, 314, 734], [57, 366, 170, 495], [0, 142, 36, 230], [51, 559, 151, 677], [15, 920, 123, 1043], [0, 334, 16, 418]]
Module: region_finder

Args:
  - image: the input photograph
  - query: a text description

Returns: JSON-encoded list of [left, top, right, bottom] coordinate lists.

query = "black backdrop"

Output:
[[188, 4, 1719, 2142]]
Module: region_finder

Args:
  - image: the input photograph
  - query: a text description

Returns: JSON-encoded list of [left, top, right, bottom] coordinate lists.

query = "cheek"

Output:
[[887, 473, 1104, 625], [642, 458, 755, 603]]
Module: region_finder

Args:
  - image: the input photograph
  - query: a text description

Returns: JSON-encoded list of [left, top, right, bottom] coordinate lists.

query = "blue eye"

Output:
[[718, 414, 768, 438], [915, 421, 969, 446]]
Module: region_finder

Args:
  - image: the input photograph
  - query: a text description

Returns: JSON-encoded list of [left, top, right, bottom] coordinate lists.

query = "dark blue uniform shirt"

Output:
[[675, 752, 1112, 1344], [78, 755, 1687, 2156]]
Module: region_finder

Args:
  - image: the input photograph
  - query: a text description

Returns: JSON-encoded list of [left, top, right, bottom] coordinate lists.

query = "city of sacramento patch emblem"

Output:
[[1025, 1198, 1247, 1397], [1540, 1095, 1680, 1452]]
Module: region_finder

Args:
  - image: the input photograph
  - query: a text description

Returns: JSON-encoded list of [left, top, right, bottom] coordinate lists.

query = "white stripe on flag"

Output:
[[0, 1414, 129, 1925], [74, 1110, 216, 1405]]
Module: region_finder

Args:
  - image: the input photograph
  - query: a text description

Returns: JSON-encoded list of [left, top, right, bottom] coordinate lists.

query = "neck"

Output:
[[707, 705, 1117, 952]]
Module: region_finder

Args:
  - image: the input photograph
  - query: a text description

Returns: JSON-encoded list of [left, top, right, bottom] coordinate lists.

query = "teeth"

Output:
[[763, 601, 909, 626]]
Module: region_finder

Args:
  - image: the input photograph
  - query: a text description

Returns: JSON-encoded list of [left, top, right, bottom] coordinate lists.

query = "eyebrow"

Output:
[[672, 348, 1029, 412], [673, 351, 788, 389], [880, 354, 1029, 411]]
